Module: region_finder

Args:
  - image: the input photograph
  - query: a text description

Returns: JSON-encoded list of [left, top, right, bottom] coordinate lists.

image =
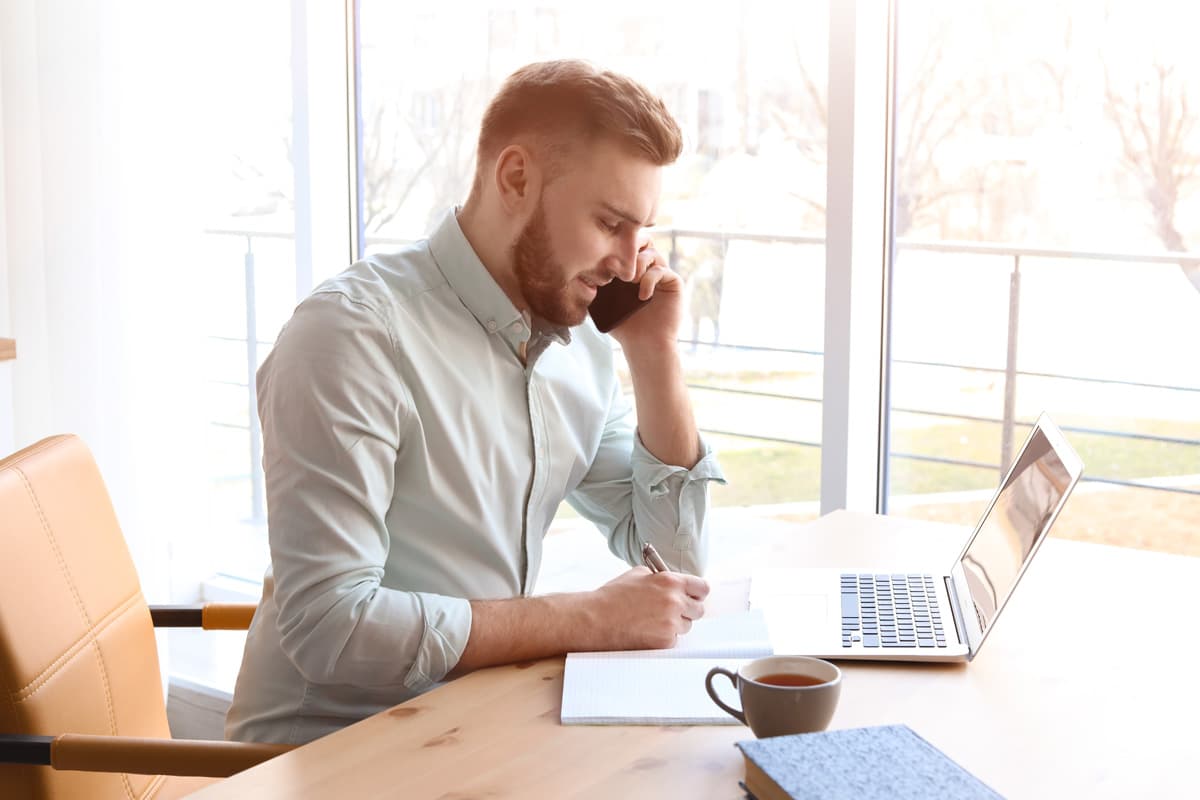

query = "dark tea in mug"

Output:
[[755, 672, 827, 687]]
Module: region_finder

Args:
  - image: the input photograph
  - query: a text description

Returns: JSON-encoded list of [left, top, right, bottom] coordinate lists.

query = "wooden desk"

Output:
[[187, 511, 1199, 799]]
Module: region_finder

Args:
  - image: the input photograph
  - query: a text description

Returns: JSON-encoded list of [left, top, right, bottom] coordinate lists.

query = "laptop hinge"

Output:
[[943, 575, 969, 651]]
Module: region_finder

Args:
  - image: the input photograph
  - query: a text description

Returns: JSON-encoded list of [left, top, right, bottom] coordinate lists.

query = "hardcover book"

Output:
[[735, 724, 1004, 800]]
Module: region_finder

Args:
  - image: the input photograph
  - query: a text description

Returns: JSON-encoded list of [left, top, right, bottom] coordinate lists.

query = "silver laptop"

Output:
[[767, 413, 1083, 663]]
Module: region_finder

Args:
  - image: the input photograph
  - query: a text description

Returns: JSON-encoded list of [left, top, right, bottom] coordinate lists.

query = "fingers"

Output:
[[656, 574, 707, 623], [644, 571, 709, 601], [634, 242, 658, 276], [631, 243, 676, 300], [636, 265, 671, 301], [681, 574, 711, 601], [681, 597, 706, 623], [657, 602, 700, 644]]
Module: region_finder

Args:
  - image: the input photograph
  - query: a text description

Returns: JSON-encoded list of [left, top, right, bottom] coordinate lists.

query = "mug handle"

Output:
[[704, 666, 746, 724]]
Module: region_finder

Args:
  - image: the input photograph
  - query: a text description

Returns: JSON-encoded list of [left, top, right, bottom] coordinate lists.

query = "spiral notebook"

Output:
[[559, 608, 773, 725]]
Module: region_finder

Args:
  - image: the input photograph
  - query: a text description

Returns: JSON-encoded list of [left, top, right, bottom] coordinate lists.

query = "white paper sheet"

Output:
[[560, 608, 773, 725]]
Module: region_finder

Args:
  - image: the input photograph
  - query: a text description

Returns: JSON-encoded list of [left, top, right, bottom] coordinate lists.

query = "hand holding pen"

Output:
[[581, 543, 708, 650]]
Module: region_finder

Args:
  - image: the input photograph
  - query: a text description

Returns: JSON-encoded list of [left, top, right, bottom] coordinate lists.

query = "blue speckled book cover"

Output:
[[735, 724, 1004, 800]]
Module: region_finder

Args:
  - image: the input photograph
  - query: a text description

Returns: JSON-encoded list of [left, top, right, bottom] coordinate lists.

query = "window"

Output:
[[885, 0, 1200, 556], [196, 1, 354, 588], [194, 0, 1198, 603], [356, 0, 831, 536]]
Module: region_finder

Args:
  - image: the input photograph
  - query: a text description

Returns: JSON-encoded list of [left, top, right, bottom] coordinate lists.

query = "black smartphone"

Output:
[[587, 278, 650, 333]]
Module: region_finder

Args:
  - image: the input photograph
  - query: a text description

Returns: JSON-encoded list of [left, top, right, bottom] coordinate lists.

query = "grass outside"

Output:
[[591, 358, 1200, 556], [708, 416, 1200, 500], [891, 483, 1200, 557], [701, 416, 1200, 558]]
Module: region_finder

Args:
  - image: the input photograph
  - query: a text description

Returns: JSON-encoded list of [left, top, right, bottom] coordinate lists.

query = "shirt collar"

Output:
[[427, 207, 572, 359]]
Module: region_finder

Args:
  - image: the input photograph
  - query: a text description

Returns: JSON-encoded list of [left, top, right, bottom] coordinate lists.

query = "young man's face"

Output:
[[512, 138, 662, 327]]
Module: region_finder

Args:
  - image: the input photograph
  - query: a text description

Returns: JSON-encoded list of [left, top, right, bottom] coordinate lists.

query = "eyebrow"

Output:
[[600, 202, 655, 228]]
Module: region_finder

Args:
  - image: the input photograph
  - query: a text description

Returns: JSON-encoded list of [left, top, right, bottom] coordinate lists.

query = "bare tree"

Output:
[[227, 79, 481, 239], [360, 78, 483, 237], [413, 79, 483, 233], [360, 102, 433, 234], [1104, 63, 1200, 291], [763, 27, 981, 237], [892, 39, 978, 237], [757, 39, 827, 222]]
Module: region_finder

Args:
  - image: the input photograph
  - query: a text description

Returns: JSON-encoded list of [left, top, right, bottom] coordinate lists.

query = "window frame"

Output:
[[173, 0, 904, 691], [216, 0, 902, 583], [821, 0, 896, 514]]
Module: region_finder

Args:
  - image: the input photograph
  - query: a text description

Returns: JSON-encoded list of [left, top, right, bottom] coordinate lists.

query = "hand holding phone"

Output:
[[587, 278, 650, 333]]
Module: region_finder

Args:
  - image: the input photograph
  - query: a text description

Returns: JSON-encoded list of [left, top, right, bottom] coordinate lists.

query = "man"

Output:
[[226, 60, 725, 744]]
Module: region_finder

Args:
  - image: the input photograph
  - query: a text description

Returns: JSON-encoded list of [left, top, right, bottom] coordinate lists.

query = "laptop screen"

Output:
[[958, 420, 1081, 637]]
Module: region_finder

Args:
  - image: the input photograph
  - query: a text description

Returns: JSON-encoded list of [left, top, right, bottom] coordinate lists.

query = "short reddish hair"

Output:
[[472, 60, 682, 191]]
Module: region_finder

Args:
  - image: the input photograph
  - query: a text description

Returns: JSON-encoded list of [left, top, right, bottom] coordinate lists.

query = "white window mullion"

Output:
[[821, 0, 895, 515], [290, 0, 356, 300]]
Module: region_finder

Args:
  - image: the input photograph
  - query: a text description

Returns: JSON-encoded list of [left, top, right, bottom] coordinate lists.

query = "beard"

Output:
[[512, 201, 589, 327]]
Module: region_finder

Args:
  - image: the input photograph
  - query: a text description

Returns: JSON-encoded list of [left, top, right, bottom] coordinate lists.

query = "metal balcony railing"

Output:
[[205, 226, 1200, 523]]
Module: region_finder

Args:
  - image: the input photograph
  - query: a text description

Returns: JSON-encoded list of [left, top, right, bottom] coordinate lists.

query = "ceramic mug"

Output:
[[705, 655, 841, 738]]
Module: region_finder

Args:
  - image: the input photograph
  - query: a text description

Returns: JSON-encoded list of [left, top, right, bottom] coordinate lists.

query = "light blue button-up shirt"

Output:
[[226, 209, 725, 744]]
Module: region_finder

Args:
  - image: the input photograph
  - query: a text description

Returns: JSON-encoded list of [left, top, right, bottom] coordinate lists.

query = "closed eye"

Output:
[[598, 218, 621, 234]]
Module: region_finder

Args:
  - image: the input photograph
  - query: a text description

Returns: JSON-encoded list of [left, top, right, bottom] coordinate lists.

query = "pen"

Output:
[[641, 542, 671, 573]]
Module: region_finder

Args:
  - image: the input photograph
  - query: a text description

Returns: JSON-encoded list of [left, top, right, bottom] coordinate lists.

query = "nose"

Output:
[[605, 256, 636, 283], [606, 232, 640, 282]]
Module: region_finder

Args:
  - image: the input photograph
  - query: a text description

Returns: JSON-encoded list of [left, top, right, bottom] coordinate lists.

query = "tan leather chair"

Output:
[[0, 435, 292, 798]]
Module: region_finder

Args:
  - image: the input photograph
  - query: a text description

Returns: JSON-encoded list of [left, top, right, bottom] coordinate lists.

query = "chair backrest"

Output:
[[0, 434, 172, 798]]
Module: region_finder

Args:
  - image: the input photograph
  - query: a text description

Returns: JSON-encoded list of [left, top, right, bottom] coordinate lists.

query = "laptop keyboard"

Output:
[[840, 573, 948, 649]]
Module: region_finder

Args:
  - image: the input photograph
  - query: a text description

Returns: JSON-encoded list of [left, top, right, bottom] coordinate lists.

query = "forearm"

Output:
[[447, 593, 598, 677], [623, 345, 701, 468]]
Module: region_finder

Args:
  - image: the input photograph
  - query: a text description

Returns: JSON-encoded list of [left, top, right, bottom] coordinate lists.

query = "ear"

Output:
[[493, 144, 542, 217]]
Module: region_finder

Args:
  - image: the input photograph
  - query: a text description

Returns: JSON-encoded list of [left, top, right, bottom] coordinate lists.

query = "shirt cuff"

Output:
[[402, 593, 473, 692], [631, 434, 727, 498]]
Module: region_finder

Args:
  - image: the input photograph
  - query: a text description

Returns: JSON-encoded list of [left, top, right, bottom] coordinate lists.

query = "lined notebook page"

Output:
[[560, 609, 773, 725]]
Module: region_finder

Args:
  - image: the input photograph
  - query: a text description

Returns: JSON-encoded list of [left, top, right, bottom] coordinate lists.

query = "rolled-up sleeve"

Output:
[[566, 383, 726, 576], [259, 291, 470, 691]]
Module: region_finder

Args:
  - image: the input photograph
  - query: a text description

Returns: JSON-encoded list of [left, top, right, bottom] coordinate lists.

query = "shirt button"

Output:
[[509, 322, 523, 333], [486, 320, 498, 332]]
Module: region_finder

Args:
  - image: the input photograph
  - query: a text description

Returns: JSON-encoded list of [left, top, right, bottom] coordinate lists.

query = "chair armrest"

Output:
[[149, 603, 257, 630], [0, 734, 293, 778], [0, 734, 53, 764]]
